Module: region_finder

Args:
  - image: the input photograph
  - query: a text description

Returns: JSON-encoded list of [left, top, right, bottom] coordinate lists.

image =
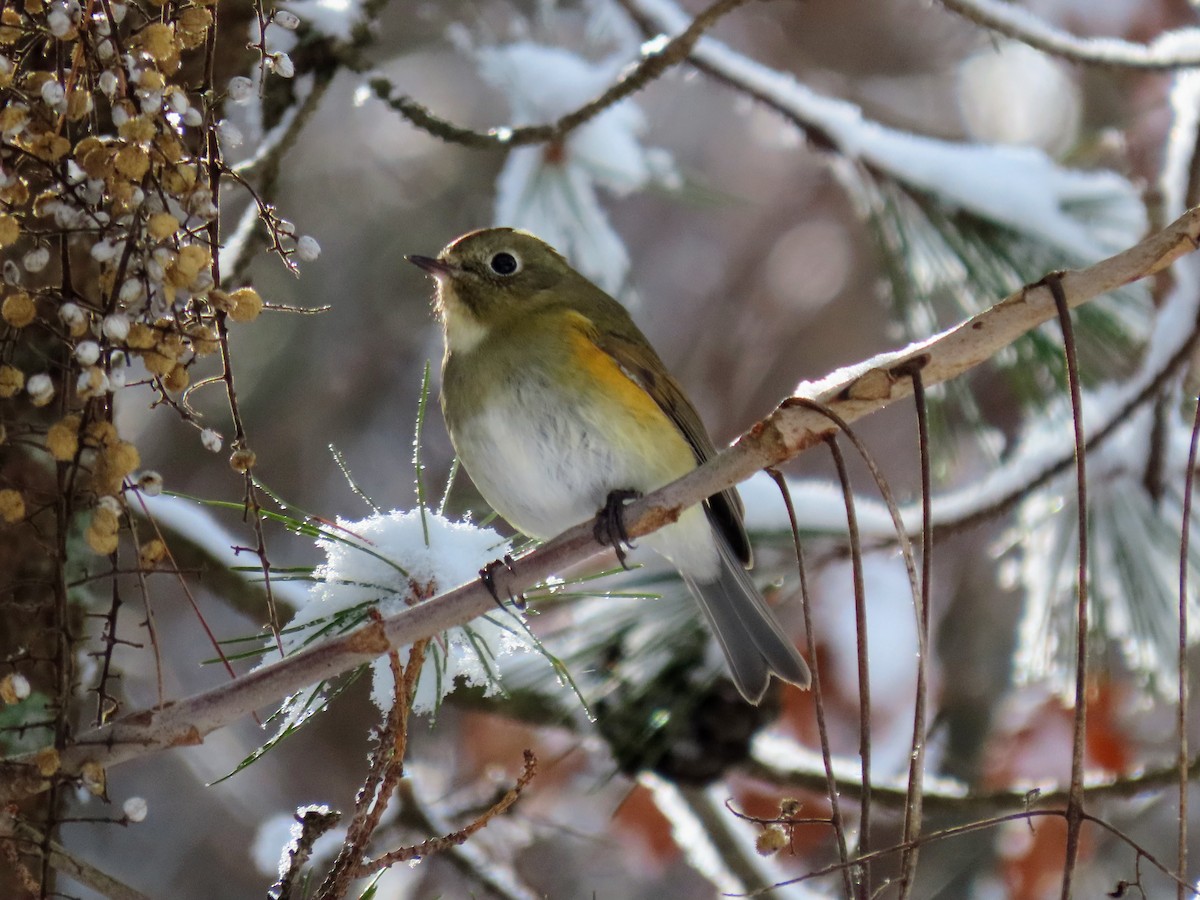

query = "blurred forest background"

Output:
[[6, 0, 1200, 896]]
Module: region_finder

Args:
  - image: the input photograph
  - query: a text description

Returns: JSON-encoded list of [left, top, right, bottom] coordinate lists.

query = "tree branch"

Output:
[[938, 0, 1200, 71], [3, 205, 1199, 806], [370, 0, 754, 147]]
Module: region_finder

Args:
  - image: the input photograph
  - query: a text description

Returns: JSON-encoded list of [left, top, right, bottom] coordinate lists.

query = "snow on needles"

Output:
[[634, 0, 1145, 262], [478, 42, 678, 294], [285, 509, 534, 716]]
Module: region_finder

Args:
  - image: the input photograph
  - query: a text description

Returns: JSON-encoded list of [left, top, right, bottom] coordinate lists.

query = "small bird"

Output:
[[409, 228, 811, 704]]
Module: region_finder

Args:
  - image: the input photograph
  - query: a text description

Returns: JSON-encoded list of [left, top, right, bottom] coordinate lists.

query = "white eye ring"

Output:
[[489, 251, 521, 276]]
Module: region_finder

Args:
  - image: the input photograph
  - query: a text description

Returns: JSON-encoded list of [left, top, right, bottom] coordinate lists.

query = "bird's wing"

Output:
[[580, 315, 754, 568]]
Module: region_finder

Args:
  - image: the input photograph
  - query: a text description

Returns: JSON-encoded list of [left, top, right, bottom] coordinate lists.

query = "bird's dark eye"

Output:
[[489, 252, 520, 276]]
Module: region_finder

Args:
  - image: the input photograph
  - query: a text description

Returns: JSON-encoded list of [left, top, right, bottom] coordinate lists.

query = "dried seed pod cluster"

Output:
[[0, 0, 279, 550]]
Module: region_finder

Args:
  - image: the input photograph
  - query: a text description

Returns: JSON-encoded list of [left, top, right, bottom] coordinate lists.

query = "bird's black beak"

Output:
[[406, 254, 455, 280]]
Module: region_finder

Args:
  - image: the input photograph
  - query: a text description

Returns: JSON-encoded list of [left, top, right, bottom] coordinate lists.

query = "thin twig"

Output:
[[371, 0, 756, 148], [349, 750, 537, 875], [826, 436, 872, 888], [767, 468, 856, 899], [1178, 397, 1200, 899], [1047, 274, 1089, 900], [897, 367, 932, 899]]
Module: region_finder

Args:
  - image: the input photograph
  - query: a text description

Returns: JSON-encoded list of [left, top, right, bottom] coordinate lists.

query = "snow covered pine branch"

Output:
[[3, 204, 1199, 804]]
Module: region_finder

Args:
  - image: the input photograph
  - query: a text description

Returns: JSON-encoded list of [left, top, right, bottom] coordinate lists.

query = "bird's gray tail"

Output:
[[684, 537, 811, 705]]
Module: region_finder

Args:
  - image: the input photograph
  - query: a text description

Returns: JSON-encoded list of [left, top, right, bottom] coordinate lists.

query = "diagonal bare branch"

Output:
[[3, 205, 1199, 806]]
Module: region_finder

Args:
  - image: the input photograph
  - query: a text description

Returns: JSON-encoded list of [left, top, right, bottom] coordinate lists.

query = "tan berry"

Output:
[[153, 131, 184, 163], [175, 244, 210, 280], [0, 105, 28, 134], [85, 420, 118, 448], [66, 88, 92, 120], [227, 287, 263, 323], [86, 524, 119, 554], [133, 23, 177, 64], [178, 7, 213, 30], [188, 324, 219, 356], [0, 213, 19, 247], [208, 289, 233, 314], [77, 366, 108, 399], [113, 144, 150, 181], [159, 331, 186, 358], [229, 448, 256, 472], [78, 143, 115, 180], [163, 363, 189, 392], [0, 10, 23, 45], [26, 132, 71, 163], [110, 181, 139, 216], [0, 488, 25, 522], [2, 291, 36, 328], [755, 826, 788, 856], [46, 414, 80, 461], [140, 349, 174, 376], [93, 440, 140, 494], [0, 673, 22, 704], [138, 69, 164, 91], [147, 212, 179, 241], [0, 178, 29, 206], [81, 761, 106, 796], [92, 505, 119, 536], [162, 163, 197, 194], [126, 322, 157, 350], [0, 365, 24, 398], [34, 746, 60, 777], [138, 538, 166, 567], [118, 116, 156, 144], [110, 441, 139, 476]]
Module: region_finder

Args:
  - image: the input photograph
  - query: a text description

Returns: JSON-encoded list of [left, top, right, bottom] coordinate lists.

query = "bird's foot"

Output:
[[480, 554, 524, 610], [594, 488, 642, 570]]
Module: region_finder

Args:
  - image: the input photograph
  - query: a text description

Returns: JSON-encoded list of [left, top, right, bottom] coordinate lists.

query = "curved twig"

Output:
[[938, 0, 1200, 71], [370, 0, 755, 148]]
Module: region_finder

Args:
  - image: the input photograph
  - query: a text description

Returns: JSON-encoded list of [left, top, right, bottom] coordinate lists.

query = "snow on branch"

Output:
[[628, 0, 1144, 263], [938, 0, 1200, 70], [368, 0, 752, 149], [4, 202, 1198, 805]]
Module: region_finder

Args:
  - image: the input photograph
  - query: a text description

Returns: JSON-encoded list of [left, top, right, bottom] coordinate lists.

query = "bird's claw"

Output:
[[480, 554, 524, 610], [594, 488, 641, 570]]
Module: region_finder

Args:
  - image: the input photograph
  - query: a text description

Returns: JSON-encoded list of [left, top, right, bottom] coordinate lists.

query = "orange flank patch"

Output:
[[562, 313, 668, 427]]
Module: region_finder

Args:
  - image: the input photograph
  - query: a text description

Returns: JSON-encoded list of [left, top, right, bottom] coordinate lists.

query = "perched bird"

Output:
[[409, 228, 810, 704]]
